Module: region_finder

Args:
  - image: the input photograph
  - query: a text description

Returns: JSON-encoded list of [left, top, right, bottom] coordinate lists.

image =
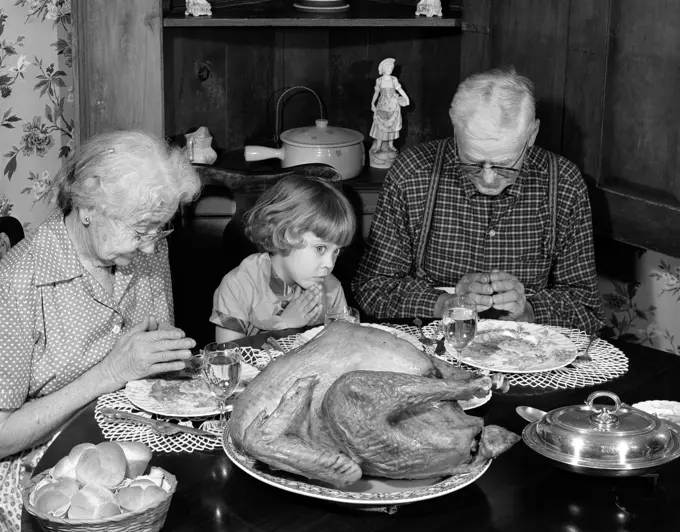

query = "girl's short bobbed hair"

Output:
[[244, 175, 356, 255], [51, 130, 202, 220]]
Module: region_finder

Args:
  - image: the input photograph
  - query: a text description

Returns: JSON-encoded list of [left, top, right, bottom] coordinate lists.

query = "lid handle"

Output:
[[586, 391, 622, 428], [274, 86, 325, 146]]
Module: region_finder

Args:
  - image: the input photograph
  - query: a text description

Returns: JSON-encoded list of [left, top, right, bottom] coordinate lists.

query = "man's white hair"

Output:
[[450, 66, 536, 137]]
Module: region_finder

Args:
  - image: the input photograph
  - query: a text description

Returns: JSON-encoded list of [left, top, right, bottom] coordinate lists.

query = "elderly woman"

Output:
[[0, 130, 201, 530]]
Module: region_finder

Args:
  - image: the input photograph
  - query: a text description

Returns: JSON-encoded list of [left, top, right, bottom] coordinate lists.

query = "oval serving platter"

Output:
[[222, 423, 491, 506]]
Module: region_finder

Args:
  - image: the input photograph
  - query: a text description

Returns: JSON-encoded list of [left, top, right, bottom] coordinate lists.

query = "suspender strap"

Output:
[[415, 140, 447, 279], [547, 152, 559, 259]]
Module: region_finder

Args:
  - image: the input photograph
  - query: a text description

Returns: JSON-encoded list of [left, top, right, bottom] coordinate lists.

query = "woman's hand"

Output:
[[97, 316, 195, 391], [280, 284, 322, 328]]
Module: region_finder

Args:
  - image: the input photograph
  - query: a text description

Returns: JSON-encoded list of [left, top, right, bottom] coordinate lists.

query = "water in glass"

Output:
[[324, 305, 360, 326], [442, 295, 477, 367], [202, 342, 242, 429]]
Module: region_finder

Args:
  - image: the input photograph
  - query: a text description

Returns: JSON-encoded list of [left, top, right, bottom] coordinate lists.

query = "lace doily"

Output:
[[94, 346, 272, 453], [95, 323, 630, 451], [421, 320, 629, 390], [275, 322, 629, 391]]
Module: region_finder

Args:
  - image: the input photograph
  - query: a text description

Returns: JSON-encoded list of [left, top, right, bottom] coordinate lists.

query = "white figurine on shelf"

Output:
[[369, 58, 410, 169], [185, 0, 212, 17], [185, 126, 217, 165], [415, 0, 443, 18]]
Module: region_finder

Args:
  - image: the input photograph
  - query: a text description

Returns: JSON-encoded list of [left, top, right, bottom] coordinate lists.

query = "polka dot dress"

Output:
[[0, 210, 175, 530]]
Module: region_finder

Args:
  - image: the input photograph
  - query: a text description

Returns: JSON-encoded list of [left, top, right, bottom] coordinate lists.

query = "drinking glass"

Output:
[[441, 294, 478, 367], [202, 342, 242, 430], [324, 305, 361, 326]]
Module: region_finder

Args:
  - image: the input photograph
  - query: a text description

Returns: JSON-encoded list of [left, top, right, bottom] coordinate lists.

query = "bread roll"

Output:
[[68, 484, 121, 520], [52, 442, 96, 480], [75, 442, 127, 488], [33, 478, 79, 517], [116, 441, 152, 478], [116, 482, 166, 512], [52, 455, 77, 480], [68, 442, 96, 463], [33, 489, 70, 517]]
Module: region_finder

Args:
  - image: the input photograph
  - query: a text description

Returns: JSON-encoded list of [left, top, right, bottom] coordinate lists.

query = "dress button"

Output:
[[112, 325, 121, 334], [489, 229, 497, 237]]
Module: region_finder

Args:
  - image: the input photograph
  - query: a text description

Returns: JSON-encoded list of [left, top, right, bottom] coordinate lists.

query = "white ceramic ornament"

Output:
[[415, 0, 442, 18], [185, 126, 217, 165], [185, 0, 212, 17], [369, 58, 410, 169]]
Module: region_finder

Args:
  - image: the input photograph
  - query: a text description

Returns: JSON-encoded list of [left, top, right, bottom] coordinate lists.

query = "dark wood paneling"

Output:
[[328, 28, 371, 136], [163, 27, 229, 147], [460, 0, 490, 79], [226, 29, 278, 148], [561, 0, 610, 181], [595, 0, 680, 256], [164, 26, 461, 155], [488, 0, 570, 154], [164, 27, 277, 151], [591, 184, 680, 258], [278, 29, 330, 133], [601, 0, 680, 202], [73, 0, 164, 145]]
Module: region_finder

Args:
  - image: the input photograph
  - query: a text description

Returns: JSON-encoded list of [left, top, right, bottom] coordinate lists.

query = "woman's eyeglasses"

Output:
[[124, 221, 174, 246], [456, 136, 530, 180]]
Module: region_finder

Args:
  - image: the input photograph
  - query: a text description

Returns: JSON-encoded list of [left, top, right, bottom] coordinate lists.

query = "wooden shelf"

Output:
[[164, 0, 469, 28], [199, 147, 389, 192]]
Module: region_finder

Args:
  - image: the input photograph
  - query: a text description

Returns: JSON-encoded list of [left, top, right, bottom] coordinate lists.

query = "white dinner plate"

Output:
[[125, 358, 263, 418], [632, 400, 680, 424], [435, 287, 457, 294], [449, 320, 578, 374], [296, 323, 425, 351], [222, 422, 491, 506]]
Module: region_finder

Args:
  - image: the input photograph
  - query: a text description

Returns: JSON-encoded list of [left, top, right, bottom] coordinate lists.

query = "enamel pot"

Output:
[[244, 118, 365, 180]]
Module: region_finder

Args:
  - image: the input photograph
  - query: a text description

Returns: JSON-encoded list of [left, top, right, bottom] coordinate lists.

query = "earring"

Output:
[[84, 216, 91, 225]]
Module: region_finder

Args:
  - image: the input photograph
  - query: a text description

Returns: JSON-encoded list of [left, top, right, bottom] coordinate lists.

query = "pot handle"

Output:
[[244, 146, 285, 162], [275, 86, 325, 144]]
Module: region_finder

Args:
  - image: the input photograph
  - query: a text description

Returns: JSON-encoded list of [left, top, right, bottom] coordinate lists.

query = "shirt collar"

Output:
[[32, 210, 87, 286], [266, 254, 298, 296]]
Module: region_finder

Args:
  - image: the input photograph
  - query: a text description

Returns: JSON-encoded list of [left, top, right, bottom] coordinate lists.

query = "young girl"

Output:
[[210, 175, 357, 342]]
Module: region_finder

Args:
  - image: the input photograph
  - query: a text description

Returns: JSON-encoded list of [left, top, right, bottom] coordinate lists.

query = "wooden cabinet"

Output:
[[72, 0, 468, 340], [72, 0, 680, 338]]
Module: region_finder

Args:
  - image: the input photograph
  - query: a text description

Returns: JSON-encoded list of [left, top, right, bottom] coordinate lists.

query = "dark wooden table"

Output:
[[22, 322, 680, 532]]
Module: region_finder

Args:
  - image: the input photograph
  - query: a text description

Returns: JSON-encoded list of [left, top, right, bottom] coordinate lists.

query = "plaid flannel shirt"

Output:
[[352, 138, 604, 334]]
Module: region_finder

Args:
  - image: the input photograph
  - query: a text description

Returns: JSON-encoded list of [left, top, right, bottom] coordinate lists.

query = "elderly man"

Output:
[[352, 66, 603, 334]]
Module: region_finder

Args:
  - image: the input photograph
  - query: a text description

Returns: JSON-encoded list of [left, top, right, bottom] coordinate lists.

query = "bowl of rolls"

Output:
[[22, 441, 176, 532]]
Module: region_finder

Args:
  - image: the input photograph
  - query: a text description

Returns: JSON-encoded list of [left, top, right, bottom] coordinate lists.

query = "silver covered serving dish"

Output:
[[521, 391, 680, 476]]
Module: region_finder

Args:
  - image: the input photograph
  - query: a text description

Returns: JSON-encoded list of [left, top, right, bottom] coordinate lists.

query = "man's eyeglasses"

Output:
[[456, 135, 530, 180], [123, 221, 174, 246]]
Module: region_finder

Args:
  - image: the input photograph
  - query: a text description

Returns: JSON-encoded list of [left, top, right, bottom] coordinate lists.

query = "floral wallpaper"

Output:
[[599, 250, 680, 355], [0, 0, 678, 356], [0, 0, 72, 231]]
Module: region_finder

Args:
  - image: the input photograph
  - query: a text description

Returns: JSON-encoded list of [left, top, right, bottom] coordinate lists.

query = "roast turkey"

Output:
[[230, 322, 519, 487]]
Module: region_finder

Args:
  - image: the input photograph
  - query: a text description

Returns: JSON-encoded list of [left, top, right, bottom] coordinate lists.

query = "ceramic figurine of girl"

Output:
[[415, 0, 443, 18], [369, 58, 410, 169]]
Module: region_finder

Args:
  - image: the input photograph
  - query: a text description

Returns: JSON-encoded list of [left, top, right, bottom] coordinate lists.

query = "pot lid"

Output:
[[523, 391, 680, 471], [280, 119, 364, 148]]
